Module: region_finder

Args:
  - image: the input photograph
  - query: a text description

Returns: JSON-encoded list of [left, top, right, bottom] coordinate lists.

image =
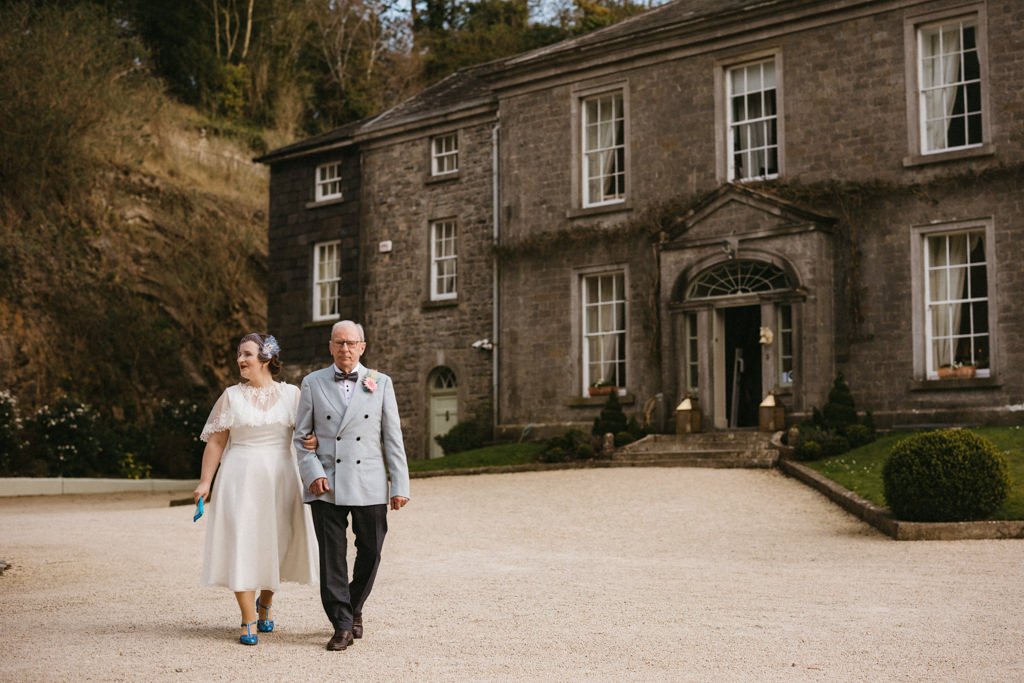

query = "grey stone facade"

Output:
[[260, 0, 1024, 458]]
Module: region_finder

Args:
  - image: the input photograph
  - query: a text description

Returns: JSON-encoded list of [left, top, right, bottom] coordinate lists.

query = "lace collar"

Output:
[[236, 381, 286, 412]]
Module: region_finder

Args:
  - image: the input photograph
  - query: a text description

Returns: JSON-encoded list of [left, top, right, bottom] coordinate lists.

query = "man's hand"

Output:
[[310, 478, 330, 496], [390, 496, 409, 510]]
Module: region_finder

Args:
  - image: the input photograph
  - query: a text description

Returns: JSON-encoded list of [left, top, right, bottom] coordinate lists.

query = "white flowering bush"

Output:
[[0, 390, 23, 474], [24, 396, 115, 477]]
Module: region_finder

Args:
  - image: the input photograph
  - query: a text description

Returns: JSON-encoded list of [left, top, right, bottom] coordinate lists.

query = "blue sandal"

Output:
[[256, 598, 274, 633], [240, 621, 258, 646]]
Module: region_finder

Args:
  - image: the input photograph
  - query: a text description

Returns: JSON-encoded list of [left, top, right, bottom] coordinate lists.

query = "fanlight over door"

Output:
[[686, 260, 791, 299]]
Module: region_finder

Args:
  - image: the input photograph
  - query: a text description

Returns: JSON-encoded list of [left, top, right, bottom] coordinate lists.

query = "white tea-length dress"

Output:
[[199, 381, 317, 590]]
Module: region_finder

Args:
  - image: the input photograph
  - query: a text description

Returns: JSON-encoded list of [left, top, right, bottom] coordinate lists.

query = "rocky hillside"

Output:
[[0, 99, 273, 418]]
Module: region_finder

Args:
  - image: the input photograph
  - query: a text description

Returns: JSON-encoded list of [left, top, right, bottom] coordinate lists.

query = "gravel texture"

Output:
[[1, 467, 1022, 681]]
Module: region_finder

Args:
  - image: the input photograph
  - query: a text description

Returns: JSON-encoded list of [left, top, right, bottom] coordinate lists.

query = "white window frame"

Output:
[[430, 219, 457, 301], [903, 5, 990, 165], [315, 162, 343, 202], [917, 16, 983, 155], [581, 91, 627, 208], [726, 57, 779, 181], [312, 240, 341, 321], [778, 304, 794, 386], [582, 270, 627, 394], [431, 133, 459, 176], [911, 219, 996, 381], [685, 313, 699, 393]]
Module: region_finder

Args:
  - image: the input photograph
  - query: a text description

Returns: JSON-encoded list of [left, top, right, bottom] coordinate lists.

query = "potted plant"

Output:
[[937, 361, 977, 379], [956, 363, 977, 378], [588, 379, 616, 397]]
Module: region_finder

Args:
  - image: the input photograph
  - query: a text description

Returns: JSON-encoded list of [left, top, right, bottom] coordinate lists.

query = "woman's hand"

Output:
[[302, 433, 318, 451], [193, 482, 210, 504]]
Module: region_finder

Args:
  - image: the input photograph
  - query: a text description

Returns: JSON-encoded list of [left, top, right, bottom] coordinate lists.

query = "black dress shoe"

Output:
[[352, 614, 363, 639], [326, 629, 354, 651]]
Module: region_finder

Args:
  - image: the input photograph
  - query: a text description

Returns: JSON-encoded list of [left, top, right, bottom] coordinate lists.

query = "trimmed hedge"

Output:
[[882, 429, 1011, 522]]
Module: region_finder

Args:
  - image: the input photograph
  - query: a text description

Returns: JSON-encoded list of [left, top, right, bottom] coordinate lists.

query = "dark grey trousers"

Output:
[[310, 501, 388, 631]]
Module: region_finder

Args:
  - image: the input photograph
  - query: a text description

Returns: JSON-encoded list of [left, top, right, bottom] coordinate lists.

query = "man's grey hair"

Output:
[[331, 320, 365, 342]]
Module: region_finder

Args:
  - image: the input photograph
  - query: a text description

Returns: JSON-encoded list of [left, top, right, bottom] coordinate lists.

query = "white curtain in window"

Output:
[[596, 98, 618, 201], [930, 233, 981, 368], [923, 24, 963, 151], [586, 274, 623, 385]]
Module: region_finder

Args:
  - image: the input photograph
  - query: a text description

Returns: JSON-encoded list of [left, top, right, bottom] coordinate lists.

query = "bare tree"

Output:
[[204, 0, 256, 61], [306, 0, 405, 96]]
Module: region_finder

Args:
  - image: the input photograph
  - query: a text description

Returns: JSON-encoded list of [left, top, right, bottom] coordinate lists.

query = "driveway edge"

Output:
[[778, 458, 1024, 541]]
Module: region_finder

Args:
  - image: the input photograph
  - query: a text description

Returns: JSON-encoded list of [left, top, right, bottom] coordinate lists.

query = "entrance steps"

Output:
[[613, 430, 779, 468]]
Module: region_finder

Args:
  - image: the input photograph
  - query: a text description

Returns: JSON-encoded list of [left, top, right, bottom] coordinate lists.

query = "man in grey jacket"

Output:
[[293, 320, 410, 651]]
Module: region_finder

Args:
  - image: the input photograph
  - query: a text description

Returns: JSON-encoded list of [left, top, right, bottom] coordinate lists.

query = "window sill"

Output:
[[306, 197, 345, 209], [422, 298, 458, 311], [304, 318, 339, 329], [566, 201, 633, 220], [908, 375, 1001, 391], [426, 172, 459, 185], [567, 393, 635, 407], [902, 143, 995, 168]]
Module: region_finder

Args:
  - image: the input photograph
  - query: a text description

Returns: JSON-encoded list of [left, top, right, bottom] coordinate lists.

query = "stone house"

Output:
[[258, 0, 1024, 460]]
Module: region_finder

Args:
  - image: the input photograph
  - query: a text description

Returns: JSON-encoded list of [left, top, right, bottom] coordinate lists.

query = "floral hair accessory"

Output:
[[261, 335, 281, 359], [362, 371, 378, 393]]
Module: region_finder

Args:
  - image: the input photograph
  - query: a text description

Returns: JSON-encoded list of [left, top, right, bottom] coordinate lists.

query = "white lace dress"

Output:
[[199, 382, 317, 591]]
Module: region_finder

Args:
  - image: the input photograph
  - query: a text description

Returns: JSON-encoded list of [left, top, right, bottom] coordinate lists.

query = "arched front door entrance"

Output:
[[427, 367, 457, 459], [678, 259, 799, 429]]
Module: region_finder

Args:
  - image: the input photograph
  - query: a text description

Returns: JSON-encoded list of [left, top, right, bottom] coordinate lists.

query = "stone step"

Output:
[[613, 431, 779, 468]]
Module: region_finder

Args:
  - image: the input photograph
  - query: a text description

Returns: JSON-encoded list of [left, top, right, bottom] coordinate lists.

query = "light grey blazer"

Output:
[[293, 364, 410, 506]]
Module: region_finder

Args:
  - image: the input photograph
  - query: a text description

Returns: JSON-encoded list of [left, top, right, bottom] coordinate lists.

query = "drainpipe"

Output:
[[491, 120, 500, 432]]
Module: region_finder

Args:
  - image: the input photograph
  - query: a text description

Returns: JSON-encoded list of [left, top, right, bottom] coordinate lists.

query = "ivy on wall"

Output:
[[488, 161, 1024, 363]]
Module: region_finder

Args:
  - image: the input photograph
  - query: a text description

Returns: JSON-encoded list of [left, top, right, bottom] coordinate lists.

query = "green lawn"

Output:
[[804, 426, 1024, 520], [407, 442, 546, 473]]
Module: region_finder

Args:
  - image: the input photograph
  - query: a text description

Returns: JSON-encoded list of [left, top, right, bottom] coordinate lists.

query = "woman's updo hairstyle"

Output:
[[239, 333, 282, 376]]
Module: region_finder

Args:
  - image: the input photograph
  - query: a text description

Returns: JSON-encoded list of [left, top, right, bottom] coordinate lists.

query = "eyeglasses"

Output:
[[331, 339, 364, 348]]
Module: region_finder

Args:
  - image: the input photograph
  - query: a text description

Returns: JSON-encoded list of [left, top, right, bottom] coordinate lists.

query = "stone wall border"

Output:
[[778, 458, 1024, 541], [0, 478, 199, 498]]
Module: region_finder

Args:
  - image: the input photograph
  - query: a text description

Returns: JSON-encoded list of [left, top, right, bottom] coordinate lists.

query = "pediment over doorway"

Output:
[[662, 184, 836, 248]]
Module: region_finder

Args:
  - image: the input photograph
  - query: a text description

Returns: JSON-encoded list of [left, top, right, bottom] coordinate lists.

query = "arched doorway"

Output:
[[680, 259, 798, 429], [427, 367, 458, 459]]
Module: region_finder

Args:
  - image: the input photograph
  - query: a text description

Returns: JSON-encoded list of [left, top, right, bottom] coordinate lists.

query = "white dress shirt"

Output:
[[333, 363, 363, 406]]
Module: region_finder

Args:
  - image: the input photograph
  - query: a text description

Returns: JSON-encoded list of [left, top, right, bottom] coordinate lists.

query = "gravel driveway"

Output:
[[1, 467, 1022, 681]]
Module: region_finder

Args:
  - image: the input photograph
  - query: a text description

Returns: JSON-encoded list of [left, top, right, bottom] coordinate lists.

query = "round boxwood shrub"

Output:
[[882, 429, 1011, 522]]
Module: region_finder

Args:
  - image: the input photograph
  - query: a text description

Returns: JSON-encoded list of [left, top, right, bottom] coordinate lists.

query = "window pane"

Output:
[[747, 92, 762, 119], [730, 68, 745, 94]]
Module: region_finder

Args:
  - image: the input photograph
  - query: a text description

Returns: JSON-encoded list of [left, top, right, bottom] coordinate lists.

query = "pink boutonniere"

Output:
[[362, 371, 378, 393]]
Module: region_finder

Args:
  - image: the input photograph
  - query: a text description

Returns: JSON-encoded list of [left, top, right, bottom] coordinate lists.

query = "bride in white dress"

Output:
[[193, 333, 318, 645]]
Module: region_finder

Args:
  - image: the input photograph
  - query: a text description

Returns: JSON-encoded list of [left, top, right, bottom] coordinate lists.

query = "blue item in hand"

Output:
[[193, 497, 204, 522]]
